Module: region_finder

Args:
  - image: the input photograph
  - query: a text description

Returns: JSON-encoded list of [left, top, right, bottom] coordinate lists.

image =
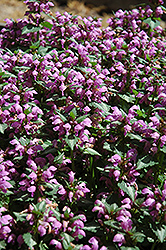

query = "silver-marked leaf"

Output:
[[0, 240, 6, 250], [153, 225, 166, 243], [118, 181, 135, 201], [0, 124, 8, 134], [144, 18, 160, 29], [22, 25, 41, 34], [84, 148, 101, 156], [23, 233, 37, 250]]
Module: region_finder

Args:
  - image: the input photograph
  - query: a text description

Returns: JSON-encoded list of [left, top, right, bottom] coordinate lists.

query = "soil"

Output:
[[0, 0, 165, 28], [0, 0, 112, 27]]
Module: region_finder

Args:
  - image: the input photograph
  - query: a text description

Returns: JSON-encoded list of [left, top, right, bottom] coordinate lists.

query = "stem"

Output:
[[151, 241, 157, 250], [90, 156, 95, 190], [90, 156, 94, 177], [71, 149, 75, 172]]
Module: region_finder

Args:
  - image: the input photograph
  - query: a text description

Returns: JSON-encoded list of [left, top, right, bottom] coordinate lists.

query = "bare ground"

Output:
[[0, 0, 165, 29], [0, 0, 112, 27]]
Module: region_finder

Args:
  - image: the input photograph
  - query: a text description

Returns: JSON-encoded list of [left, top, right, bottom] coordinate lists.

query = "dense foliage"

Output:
[[0, 0, 166, 249]]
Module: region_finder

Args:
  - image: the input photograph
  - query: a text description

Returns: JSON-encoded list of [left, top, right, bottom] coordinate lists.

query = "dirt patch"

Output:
[[0, 0, 165, 28], [0, 0, 111, 27]]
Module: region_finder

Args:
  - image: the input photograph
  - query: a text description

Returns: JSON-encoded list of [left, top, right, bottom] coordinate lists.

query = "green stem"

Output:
[[151, 241, 157, 250], [90, 156, 95, 190], [71, 149, 75, 172], [90, 156, 93, 177]]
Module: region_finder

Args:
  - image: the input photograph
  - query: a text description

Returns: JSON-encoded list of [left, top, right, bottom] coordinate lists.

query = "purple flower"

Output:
[[50, 239, 62, 249], [142, 198, 155, 208], [80, 245, 91, 250], [113, 170, 120, 181], [27, 185, 36, 193], [89, 237, 99, 250], [113, 233, 126, 246], [142, 188, 154, 197], [17, 235, 24, 247], [126, 148, 137, 162], [81, 118, 92, 128], [68, 171, 75, 183], [38, 225, 46, 237], [108, 154, 121, 166]]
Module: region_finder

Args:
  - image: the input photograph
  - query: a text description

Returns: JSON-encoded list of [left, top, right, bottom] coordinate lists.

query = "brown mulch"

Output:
[[0, 0, 165, 29], [0, 0, 112, 27]]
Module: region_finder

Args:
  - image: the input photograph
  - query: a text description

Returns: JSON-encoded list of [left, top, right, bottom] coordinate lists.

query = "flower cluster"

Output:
[[0, 0, 166, 249]]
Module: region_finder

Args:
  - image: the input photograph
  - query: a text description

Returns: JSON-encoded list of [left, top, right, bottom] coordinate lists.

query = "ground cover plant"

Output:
[[0, 0, 166, 249]]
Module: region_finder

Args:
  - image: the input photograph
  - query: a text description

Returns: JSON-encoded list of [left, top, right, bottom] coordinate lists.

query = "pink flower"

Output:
[[27, 186, 36, 193], [81, 118, 92, 128], [113, 170, 120, 181], [108, 154, 121, 166], [38, 225, 46, 237], [89, 237, 99, 250], [50, 239, 62, 249], [113, 233, 126, 246], [68, 171, 75, 183]]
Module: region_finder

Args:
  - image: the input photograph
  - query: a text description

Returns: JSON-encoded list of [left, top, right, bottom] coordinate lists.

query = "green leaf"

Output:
[[41, 21, 53, 29], [51, 209, 61, 221], [121, 247, 139, 250], [160, 146, 166, 153], [41, 140, 52, 150], [13, 66, 30, 72], [70, 215, 86, 223], [106, 203, 118, 213], [103, 142, 112, 151], [0, 124, 8, 134], [20, 137, 30, 146], [22, 25, 41, 34], [36, 200, 46, 212], [136, 109, 146, 118], [36, 80, 49, 90], [127, 133, 142, 141], [90, 102, 110, 116], [76, 115, 89, 123], [70, 108, 77, 119], [144, 18, 160, 29], [104, 220, 120, 230], [118, 94, 135, 103], [83, 226, 99, 233], [65, 136, 78, 151], [161, 6, 166, 12], [54, 153, 64, 164], [69, 37, 79, 45], [131, 232, 145, 243], [62, 239, 69, 250], [137, 155, 156, 170], [25, 0, 40, 2], [72, 245, 84, 250], [83, 148, 101, 156], [13, 212, 27, 222], [40, 147, 56, 156], [118, 181, 135, 201], [55, 111, 67, 122], [23, 233, 37, 250], [153, 225, 166, 243], [39, 241, 49, 250], [152, 107, 166, 112], [38, 46, 49, 56], [60, 232, 74, 244], [0, 240, 6, 250], [45, 183, 60, 196], [1, 72, 16, 78], [30, 40, 40, 49]]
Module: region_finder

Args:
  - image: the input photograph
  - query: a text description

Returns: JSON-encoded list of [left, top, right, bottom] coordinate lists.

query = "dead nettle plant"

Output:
[[0, 0, 166, 249]]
